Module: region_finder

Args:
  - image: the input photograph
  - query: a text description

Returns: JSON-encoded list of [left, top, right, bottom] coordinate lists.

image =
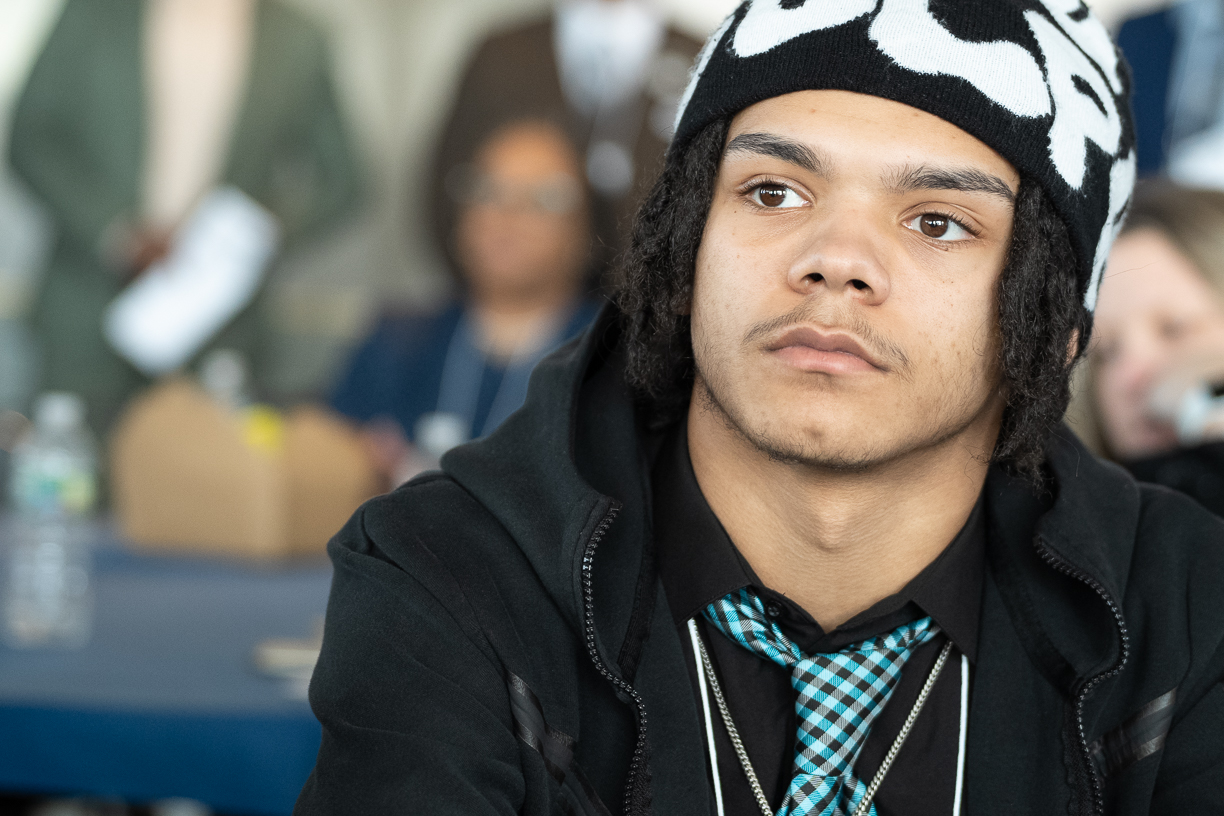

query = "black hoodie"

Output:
[[296, 307, 1224, 815]]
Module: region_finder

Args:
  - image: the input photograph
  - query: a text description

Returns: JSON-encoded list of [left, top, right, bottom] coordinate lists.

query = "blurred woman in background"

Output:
[[331, 119, 599, 488], [1082, 181, 1224, 515]]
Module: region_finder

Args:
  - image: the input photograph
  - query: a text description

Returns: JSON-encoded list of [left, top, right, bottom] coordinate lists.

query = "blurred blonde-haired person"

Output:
[[1076, 182, 1224, 515]]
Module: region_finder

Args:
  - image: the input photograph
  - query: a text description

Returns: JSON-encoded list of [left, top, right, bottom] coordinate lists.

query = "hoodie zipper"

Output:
[[1033, 536, 1130, 816], [580, 502, 653, 816]]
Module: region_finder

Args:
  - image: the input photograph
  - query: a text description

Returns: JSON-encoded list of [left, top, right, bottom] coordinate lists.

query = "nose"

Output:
[[785, 211, 891, 306]]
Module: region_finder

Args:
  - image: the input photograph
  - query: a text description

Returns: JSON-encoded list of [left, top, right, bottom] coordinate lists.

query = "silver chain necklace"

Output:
[[689, 620, 954, 816]]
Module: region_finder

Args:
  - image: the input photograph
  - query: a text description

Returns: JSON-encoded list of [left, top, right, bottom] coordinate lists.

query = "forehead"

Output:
[[1095, 228, 1217, 322], [726, 90, 1019, 187], [477, 123, 582, 178]]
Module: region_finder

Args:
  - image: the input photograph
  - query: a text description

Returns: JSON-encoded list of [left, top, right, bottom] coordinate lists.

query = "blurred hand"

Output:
[[124, 228, 174, 279], [102, 221, 174, 282]]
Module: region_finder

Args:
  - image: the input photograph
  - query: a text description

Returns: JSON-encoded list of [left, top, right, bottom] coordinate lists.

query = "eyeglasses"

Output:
[[447, 164, 583, 216]]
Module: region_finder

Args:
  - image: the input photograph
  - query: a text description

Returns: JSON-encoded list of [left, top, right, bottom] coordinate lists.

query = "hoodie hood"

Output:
[[985, 430, 1137, 694], [442, 305, 652, 678]]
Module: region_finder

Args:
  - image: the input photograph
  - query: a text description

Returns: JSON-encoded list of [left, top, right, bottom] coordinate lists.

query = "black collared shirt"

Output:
[[653, 424, 986, 816]]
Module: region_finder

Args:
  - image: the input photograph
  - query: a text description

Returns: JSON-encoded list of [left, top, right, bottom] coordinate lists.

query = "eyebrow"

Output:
[[885, 164, 1016, 203], [724, 132, 1016, 204], [725, 132, 829, 176]]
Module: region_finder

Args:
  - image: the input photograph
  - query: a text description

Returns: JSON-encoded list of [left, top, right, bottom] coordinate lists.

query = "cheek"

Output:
[[690, 255, 732, 362], [1094, 367, 1124, 414], [692, 234, 755, 337], [1094, 363, 1144, 432], [692, 206, 806, 327], [455, 210, 482, 251], [907, 270, 1002, 378], [1183, 314, 1224, 355], [460, 209, 516, 255]]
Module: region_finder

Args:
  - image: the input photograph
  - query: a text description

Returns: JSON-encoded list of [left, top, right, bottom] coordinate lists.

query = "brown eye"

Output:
[[919, 214, 949, 237], [757, 185, 788, 207], [906, 212, 972, 241]]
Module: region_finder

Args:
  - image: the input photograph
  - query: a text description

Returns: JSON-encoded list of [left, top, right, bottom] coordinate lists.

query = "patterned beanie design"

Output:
[[673, 0, 1136, 310]]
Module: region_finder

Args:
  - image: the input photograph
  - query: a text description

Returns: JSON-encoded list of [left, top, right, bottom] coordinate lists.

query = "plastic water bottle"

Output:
[[4, 393, 98, 648]]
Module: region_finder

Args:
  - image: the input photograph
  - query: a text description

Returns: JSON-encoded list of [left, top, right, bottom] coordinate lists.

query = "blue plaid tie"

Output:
[[704, 588, 939, 816]]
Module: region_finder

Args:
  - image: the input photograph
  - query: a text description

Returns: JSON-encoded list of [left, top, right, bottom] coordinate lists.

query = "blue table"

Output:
[[0, 527, 332, 815]]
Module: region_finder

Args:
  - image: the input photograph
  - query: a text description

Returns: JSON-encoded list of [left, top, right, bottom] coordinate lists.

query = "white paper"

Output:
[[104, 186, 279, 377]]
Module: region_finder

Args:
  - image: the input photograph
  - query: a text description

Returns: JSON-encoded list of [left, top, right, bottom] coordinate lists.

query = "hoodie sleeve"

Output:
[[294, 500, 525, 815]]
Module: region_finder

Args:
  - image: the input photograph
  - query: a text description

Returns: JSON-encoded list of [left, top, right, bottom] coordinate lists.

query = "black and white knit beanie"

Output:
[[672, 0, 1136, 310]]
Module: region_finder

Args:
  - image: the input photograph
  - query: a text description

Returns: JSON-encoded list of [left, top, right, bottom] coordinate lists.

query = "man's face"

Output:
[[691, 90, 1019, 470]]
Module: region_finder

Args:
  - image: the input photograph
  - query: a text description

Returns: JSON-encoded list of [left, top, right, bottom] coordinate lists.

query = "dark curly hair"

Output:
[[614, 117, 1090, 482]]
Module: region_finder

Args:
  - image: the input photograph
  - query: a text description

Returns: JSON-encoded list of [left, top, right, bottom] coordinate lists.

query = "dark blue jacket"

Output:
[[330, 300, 598, 442]]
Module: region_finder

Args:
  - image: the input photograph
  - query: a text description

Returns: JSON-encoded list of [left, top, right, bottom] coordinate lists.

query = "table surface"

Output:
[[0, 523, 332, 816]]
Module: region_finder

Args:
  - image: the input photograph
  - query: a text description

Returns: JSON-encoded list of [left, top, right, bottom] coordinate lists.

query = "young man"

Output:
[[296, 2, 1224, 815]]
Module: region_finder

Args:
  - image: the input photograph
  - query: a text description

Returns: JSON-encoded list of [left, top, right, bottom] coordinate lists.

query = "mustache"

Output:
[[742, 301, 911, 373]]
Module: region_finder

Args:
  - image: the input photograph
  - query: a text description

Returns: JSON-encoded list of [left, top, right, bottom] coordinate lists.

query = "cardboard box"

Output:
[[110, 379, 379, 559]]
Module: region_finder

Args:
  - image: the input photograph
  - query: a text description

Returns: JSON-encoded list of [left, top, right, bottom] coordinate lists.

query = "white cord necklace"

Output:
[[687, 619, 966, 816]]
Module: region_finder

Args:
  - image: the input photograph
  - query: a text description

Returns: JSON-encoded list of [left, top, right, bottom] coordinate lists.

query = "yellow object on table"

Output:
[[242, 405, 286, 454]]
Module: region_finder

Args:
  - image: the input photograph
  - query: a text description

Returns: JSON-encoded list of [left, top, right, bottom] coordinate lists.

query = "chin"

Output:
[[759, 424, 914, 471], [766, 418, 993, 474], [711, 386, 987, 473], [1107, 418, 1179, 460], [717, 395, 905, 470], [1115, 436, 1178, 461]]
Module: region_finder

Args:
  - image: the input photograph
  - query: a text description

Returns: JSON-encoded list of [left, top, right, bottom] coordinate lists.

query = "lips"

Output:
[[765, 327, 886, 373]]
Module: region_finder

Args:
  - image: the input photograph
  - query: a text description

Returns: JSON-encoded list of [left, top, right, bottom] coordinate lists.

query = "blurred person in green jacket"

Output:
[[9, 0, 361, 437]]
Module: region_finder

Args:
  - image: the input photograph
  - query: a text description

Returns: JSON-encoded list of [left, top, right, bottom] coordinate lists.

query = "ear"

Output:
[[1066, 329, 1081, 368]]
